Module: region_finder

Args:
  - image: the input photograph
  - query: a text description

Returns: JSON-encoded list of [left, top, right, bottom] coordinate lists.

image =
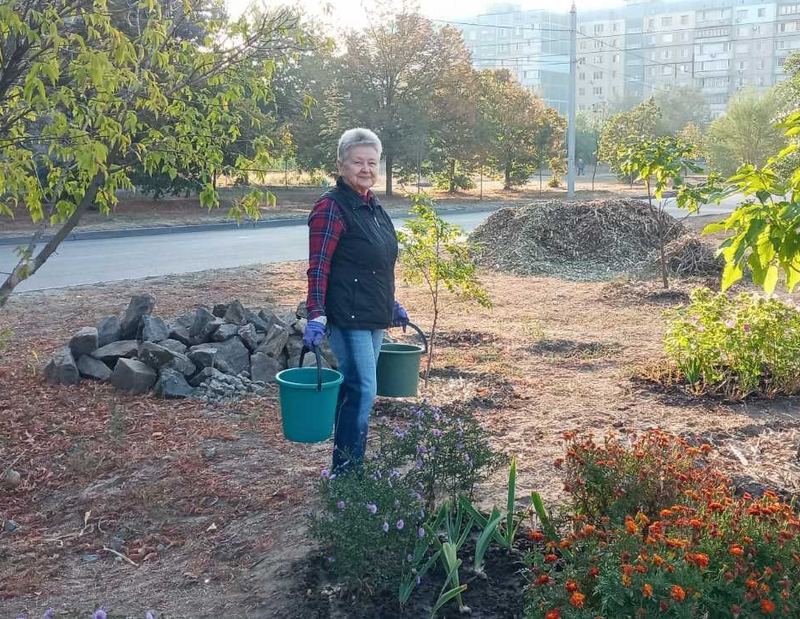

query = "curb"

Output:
[[0, 204, 505, 246]]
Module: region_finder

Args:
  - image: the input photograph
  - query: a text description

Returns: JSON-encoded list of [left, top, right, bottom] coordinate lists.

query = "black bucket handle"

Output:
[[299, 344, 323, 392], [393, 321, 428, 354]]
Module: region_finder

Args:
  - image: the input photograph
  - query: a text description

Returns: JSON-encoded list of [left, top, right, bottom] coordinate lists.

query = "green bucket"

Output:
[[376, 322, 428, 398], [275, 346, 343, 443]]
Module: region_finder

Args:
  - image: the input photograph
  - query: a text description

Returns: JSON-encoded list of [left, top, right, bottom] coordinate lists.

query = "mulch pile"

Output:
[[653, 235, 724, 278], [470, 199, 688, 280]]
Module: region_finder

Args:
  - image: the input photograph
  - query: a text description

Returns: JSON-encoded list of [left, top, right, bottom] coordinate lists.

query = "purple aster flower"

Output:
[[366, 502, 378, 514], [431, 428, 443, 438], [463, 453, 472, 463], [743, 323, 751, 333], [394, 499, 400, 508], [327, 556, 336, 563], [406, 553, 413, 562], [725, 319, 736, 329], [43, 611, 55, 619], [390, 468, 401, 478], [146, 613, 156, 619], [93, 611, 107, 619], [396, 519, 405, 530], [382, 521, 390, 533], [393, 427, 406, 438], [418, 527, 426, 538], [415, 459, 424, 469], [336, 500, 345, 510], [419, 508, 425, 519], [416, 575, 421, 585]]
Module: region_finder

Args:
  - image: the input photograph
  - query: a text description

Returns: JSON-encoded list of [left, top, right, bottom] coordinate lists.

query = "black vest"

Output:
[[324, 178, 399, 330]]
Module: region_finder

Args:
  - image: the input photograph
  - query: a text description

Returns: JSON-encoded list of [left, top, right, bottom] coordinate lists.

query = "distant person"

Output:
[[577, 158, 585, 175], [303, 127, 410, 472]]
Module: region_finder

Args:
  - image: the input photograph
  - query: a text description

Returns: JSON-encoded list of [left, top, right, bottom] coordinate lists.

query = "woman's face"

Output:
[[338, 145, 380, 194]]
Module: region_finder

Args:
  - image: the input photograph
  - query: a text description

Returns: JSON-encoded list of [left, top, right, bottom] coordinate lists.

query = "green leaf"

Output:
[[474, 509, 502, 572], [763, 263, 779, 294]]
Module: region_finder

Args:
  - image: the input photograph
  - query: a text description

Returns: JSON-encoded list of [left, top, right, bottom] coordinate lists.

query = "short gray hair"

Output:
[[337, 128, 382, 162]]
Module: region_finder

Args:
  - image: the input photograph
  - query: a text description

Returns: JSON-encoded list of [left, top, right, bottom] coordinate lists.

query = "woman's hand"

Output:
[[391, 301, 409, 331], [303, 318, 326, 349]]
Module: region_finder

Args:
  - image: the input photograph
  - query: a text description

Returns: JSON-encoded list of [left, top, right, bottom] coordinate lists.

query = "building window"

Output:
[[612, 54, 620, 63], [663, 65, 672, 75], [594, 24, 604, 34], [648, 18, 655, 30], [593, 86, 603, 95], [613, 23, 619, 32], [758, 8, 766, 17], [680, 14, 689, 25], [739, 61, 746, 69], [681, 48, 689, 58], [579, 71, 586, 80], [779, 5, 800, 16], [579, 87, 585, 96], [662, 33, 673, 43], [661, 16, 672, 26], [758, 59, 765, 70], [593, 71, 603, 79], [736, 9, 748, 21], [595, 55, 602, 64], [662, 50, 670, 59], [580, 41, 586, 50]]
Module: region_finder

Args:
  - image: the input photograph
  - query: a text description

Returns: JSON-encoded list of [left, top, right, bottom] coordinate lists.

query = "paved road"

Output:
[[0, 198, 740, 293]]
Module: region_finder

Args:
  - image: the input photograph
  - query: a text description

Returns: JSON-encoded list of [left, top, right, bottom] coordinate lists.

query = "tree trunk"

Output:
[[0, 172, 104, 309], [479, 166, 483, 201], [385, 153, 393, 196], [448, 159, 456, 193], [591, 157, 598, 192], [504, 164, 511, 190], [644, 179, 669, 289], [539, 167, 543, 195]]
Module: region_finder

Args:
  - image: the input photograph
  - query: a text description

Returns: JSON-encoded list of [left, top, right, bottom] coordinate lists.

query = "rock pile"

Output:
[[470, 199, 687, 280], [43, 294, 337, 403]]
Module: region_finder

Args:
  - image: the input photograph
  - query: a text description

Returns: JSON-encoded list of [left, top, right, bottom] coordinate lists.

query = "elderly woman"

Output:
[[303, 128, 409, 472]]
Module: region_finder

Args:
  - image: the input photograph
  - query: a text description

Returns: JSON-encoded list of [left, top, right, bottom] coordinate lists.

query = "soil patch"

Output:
[[436, 330, 500, 348], [527, 338, 623, 360], [297, 534, 535, 618]]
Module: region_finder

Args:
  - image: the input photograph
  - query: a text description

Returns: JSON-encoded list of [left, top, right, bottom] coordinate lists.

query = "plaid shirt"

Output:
[[306, 189, 375, 320]]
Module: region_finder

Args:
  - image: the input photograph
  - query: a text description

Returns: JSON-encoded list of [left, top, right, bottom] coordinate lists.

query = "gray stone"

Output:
[[44, 346, 80, 385], [69, 327, 98, 359], [258, 307, 287, 330], [164, 352, 196, 377], [256, 324, 290, 358], [96, 315, 121, 347], [292, 318, 308, 335], [154, 368, 194, 398], [139, 315, 170, 342], [250, 352, 282, 384], [109, 536, 125, 552], [168, 313, 195, 345], [138, 342, 178, 369], [4, 519, 18, 533], [202, 317, 225, 341], [244, 308, 270, 332], [91, 340, 138, 364], [295, 301, 308, 319], [188, 337, 250, 375], [300, 351, 332, 369], [120, 294, 156, 339], [285, 335, 304, 368], [189, 307, 215, 343], [238, 323, 259, 352], [319, 340, 339, 370], [189, 366, 228, 388], [212, 303, 228, 318], [223, 299, 247, 325], [159, 339, 187, 355], [212, 324, 239, 341], [77, 355, 112, 381], [110, 358, 157, 394]]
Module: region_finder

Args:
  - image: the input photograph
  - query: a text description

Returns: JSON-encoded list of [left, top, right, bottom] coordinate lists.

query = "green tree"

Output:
[[477, 69, 563, 189], [618, 136, 720, 289], [396, 195, 491, 382], [598, 98, 661, 180], [677, 122, 709, 161], [0, 0, 300, 306], [705, 111, 800, 293], [654, 86, 711, 135], [334, 10, 471, 195], [707, 88, 786, 176]]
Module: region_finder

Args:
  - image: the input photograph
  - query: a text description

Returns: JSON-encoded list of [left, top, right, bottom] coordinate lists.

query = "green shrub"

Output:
[[663, 288, 800, 398], [308, 401, 502, 595], [527, 431, 800, 619]]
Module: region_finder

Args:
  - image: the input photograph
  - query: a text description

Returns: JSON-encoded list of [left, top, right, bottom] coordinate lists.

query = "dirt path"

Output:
[[2, 263, 798, 617]]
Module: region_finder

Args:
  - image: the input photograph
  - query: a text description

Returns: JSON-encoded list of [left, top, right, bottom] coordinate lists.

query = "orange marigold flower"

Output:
[[565, 580, 579, 593], [544, 610, 561, 619], [625, 518, 638, 535], [581, 524, 596, 537], [622, 574, 632, 587], [588, 567, 600, 578], [746, 579, 759, 590], [559, 539, 573, 550], [570, 592, 586, 608], [760, 599, 776, 614], [528, 530, 545, 542], [544, 553, 558, 563], [730, 545, 745, 557], [670, 585, 687, 602], [660, 509, 673, 518], [642, 583, 654, 598], [690, 553, 709, 569], [688, 518, 704, 529], [535, 574, 551, 586]]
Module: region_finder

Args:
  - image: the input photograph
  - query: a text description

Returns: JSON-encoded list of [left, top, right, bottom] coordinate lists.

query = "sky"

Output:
[[225, 0, 626, 27]]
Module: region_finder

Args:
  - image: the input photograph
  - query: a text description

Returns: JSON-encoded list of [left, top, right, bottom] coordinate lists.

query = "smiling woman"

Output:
[[303, 128, 410, 472]]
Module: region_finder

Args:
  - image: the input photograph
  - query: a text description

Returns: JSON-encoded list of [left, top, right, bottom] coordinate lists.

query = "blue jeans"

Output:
[[328, 326, 384, 471]]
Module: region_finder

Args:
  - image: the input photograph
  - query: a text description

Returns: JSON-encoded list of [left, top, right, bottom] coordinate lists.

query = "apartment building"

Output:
[[458, 1, 799, 117]]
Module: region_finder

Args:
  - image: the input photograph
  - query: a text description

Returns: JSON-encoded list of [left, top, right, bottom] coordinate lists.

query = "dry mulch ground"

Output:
[[2, 262, 799, 617]]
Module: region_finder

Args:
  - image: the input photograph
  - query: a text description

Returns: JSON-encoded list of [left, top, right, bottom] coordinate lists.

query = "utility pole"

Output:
[[567, 2, 577, 198]]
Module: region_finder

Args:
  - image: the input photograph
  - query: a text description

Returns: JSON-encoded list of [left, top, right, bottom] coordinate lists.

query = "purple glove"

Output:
[[391, 301, 409, 331], [303, 318, 326, 349]]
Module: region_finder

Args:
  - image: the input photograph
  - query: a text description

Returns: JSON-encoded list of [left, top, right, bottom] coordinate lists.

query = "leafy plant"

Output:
[[525, 431, 800, 619], [617, 136, 722, 288], [377, 402, 504, 511], [704, 110, 800, 293], [397, 194, 492, 382], [663, 288, 800, 399]]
